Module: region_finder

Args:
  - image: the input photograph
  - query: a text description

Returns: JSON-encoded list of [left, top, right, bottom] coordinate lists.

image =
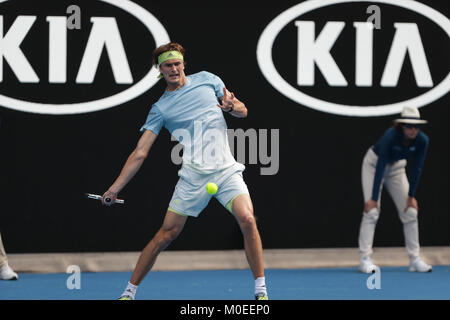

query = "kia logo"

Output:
[[257, 0, 450, 116], [0, 0, 170, 114]]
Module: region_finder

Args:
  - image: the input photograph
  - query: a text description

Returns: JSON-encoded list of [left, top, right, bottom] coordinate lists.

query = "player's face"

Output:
[[160, 59, 185, 86], [402, 124, 420, 140]]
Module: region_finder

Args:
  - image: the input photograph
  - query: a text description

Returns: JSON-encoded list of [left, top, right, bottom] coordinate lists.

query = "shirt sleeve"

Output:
[[140, 105, 164, 135], [408, 134, 429, 197], [371, 131, 394, 201], [211, 73, 225, 99]]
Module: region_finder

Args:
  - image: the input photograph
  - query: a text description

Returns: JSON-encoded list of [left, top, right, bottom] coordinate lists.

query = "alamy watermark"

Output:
[[66, 5, 81, 30], [66, 265, 81, 290], [66, 4, 81, 30], [169, 123, 279, 176], [367, 5, 381, 29], [366, 266, 381, 290]]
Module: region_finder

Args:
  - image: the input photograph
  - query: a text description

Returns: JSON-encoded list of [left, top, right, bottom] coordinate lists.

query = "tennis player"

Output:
[[102, 43, 268, 300], [358, 106, 432, 273]]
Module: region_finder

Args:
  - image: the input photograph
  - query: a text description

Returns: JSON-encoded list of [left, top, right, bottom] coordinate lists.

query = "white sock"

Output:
[[255, 277, 267, 295], [122, 281, 138, 299]]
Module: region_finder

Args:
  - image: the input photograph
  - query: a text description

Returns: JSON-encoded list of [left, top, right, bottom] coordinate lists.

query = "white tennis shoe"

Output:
[[409, 257, 432, 272], [359, 257, 378, 274], [0, 263, 18, 280]]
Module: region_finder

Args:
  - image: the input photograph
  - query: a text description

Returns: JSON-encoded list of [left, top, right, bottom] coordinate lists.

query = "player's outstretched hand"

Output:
[[102, 190, 118, 206], [217, 87, 234, 112]]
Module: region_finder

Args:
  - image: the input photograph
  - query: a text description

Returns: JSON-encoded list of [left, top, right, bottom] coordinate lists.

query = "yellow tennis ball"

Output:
[[206, 182, 218, 195]]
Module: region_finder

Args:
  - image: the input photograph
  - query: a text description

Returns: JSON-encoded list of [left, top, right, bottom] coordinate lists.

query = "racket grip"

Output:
[[104, 197, 124, 204], [85, 193, 124, 204]]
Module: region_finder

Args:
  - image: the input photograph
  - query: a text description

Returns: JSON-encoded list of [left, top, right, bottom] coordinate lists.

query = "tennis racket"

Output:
[[85, 193, 125, 204]]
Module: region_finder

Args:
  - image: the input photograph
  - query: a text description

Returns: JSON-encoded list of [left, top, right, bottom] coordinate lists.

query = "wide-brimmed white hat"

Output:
[[394, 106, 427, 124]]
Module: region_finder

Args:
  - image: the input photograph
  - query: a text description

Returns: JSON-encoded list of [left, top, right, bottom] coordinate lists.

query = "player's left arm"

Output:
[[218, 87, 248, 118]]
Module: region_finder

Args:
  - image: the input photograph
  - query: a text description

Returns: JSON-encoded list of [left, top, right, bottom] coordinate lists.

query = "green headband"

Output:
[[158, 50, 184, 66]]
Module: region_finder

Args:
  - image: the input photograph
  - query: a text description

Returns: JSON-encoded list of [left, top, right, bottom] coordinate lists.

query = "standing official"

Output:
[[358, 106, 432, 273], [0, 116, 18, 280], [0, 233, 18, 280]]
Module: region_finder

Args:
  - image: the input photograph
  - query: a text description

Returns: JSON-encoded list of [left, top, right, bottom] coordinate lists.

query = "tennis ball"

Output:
[[206, 182, 218, 195]]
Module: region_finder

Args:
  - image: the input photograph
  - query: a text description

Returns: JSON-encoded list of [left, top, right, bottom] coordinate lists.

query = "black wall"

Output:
[[0, 0, 449, 253]]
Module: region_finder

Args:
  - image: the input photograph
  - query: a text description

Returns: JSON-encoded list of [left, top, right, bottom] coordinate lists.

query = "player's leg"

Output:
[[214, 164, 267, 299], [118, 210, 187, 299], [358, 148, 382, 273], [230, 194, 267, 299], [130, 210, 187, 285], [384, 162, 431, 272], [119, 168, 211, 299], [231, 194, 264, 278]]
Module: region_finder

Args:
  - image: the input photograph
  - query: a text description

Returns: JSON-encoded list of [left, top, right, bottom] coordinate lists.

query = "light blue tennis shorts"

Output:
[[168, 162, 250, 217]]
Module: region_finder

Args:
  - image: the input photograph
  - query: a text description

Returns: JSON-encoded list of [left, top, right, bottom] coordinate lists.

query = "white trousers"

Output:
[[358, 148, 420, 260]]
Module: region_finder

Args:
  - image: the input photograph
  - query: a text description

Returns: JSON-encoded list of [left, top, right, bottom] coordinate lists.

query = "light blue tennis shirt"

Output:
[[140, 71, 236, 174]]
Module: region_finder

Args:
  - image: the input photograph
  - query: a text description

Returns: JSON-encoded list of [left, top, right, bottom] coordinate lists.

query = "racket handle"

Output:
[[105, 197, 124, 204], [85, 193, 124, 204]]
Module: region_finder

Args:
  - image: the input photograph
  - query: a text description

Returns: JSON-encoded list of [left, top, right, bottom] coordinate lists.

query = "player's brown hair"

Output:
[[152, 42, 186, 67]]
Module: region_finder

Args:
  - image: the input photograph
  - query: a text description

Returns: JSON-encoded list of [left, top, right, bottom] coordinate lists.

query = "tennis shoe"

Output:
[[359, 257, 378, 274], [118, 294, 134, 300], [0, 263, 18, 280], [409, 257, 432, 272], [255, 292, 269, 300]]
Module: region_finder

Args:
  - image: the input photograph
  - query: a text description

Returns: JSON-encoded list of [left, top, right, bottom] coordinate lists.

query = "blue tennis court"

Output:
[[1, 266, 449, 300]]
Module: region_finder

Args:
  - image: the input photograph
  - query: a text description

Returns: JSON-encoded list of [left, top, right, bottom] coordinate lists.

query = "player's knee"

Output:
[[159, 226, 181, 245], [400, 207, 418, 224], [167, 228, 181, 242], [363, 207, 380, 223], [238, 211, 257, 233]]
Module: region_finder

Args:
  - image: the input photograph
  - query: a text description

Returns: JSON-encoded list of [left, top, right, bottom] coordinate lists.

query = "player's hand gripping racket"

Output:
[[85, 193, 125, 205]]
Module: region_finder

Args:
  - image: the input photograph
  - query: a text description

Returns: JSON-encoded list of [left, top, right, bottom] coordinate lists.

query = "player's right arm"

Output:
[[102, 129, 157, 205]]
